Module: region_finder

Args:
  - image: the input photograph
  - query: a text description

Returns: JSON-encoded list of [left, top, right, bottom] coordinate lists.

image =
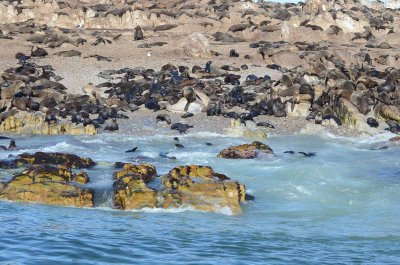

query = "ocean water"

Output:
[[0, 133, 400, 264]]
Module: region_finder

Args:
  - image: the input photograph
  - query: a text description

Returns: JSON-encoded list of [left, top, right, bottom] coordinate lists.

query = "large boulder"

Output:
[[160, 165, 246, 214], [113, 163, 158, 210], [181, 32, 211, 58], [112, 164, 249, 214], [0, 112, 97, 135], [218, 141, 274, 159], [0, 165, 93, 207]]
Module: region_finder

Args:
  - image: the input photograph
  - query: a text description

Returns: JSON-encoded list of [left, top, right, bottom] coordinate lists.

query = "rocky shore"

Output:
[[0, 0, 400, 138], [1, 0, 400, 212], [0, 150, 255, 214]]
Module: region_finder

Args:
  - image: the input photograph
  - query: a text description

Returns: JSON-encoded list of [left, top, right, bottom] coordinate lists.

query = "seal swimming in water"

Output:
[[8, 140, 17, 150], [126, 147, 138, 153]]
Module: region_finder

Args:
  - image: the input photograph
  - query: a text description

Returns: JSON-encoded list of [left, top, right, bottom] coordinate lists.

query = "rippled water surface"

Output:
[[1, 133, 400, 264]]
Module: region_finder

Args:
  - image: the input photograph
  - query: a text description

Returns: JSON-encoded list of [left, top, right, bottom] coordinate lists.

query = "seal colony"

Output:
[[1, 0, 400, 137], [2, 0, 400, 212]]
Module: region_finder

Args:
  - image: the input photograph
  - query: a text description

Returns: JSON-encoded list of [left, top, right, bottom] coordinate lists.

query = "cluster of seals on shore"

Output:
[[0, 54, 130, 132], [1, 0, 400, 134]]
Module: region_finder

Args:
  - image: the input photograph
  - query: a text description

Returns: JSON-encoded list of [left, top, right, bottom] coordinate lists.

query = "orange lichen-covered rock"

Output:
[[217, 141, 274, 159], [0, 165, 93, 207]]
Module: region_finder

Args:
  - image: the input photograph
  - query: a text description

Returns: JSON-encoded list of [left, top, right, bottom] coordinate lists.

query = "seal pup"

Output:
[[367, 117, 379, 128], [15, 52, 30, 65], [171, 123, 193, 134], [229, 49, 239, 57], [181, 112, 194, 118], [256, 122, 275, 128], [104, 118, 119, 131], [182, 87, 197, 111], [205, 61, 212, 73], [156, 114, 171, 124], [31, 46, 48, 57], [134, 26, 144, 40], [8, 140, 17, 150]]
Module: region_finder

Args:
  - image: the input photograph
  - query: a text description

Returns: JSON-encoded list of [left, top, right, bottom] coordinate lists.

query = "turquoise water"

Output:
[[0, 133, 400, 264]]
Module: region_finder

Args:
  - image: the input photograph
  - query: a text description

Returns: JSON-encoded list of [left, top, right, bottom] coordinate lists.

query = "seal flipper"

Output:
[[184, 101, 190, 112]]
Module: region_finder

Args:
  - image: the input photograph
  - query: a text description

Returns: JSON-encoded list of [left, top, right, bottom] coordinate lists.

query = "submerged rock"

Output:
[[0, 165, 93, 207], [218, 141, 274, 159]]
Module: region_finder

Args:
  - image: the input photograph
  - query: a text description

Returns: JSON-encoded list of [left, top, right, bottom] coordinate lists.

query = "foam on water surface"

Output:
[[0, 133, 400, 264]]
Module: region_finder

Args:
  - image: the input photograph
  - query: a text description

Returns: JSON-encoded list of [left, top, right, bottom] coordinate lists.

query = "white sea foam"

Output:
[[81, 139, 105, 144], [42, 142, 73, 152]]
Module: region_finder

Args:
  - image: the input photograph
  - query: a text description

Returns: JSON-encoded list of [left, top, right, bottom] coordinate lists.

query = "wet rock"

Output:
[[113, 163, 157, 210], [112, 164, 248, 214], [160, 165, 247, 214], [72, 172, 90, 184], [0, 113, 97, 135], [218, 141, 274, 159], [17, 152, 96, 169], [113, 163, 157, 182], [0, 165, 93, 207], [226, 119, 266, 139], [0, 159, 21, 169]]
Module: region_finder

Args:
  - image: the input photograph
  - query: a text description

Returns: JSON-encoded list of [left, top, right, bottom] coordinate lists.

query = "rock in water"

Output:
[[0, 165, 94, 207], [113, 163, 158, 209], [181, 32, 210, 58], [112, 164, 249, 214], [17, 152, 96, 168], [218, 141, 274, 159], [161, 165, 246, 214]]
